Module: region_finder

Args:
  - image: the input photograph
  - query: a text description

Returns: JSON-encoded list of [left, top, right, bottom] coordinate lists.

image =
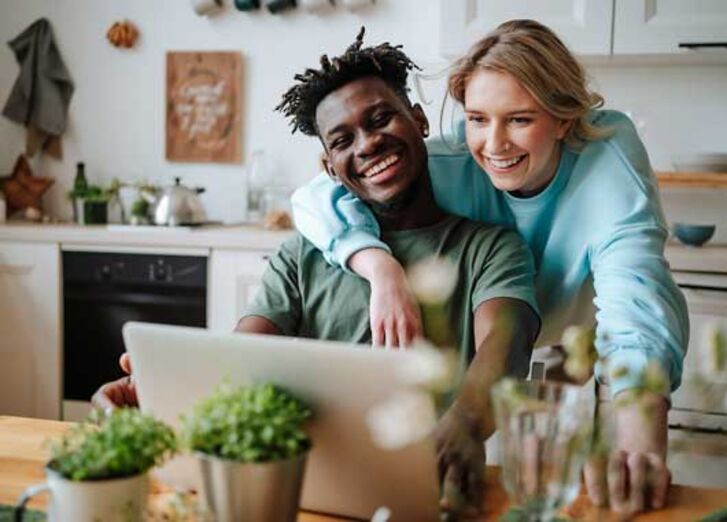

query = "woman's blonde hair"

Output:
[[448, 19, 611, 149]]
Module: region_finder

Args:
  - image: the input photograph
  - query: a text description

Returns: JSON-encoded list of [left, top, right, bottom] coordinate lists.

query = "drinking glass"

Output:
[[492, 379, 593, 521]]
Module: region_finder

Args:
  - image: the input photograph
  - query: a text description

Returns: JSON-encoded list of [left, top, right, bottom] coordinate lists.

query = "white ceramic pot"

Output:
[[15, 467, 149, 522], [339, 0, 374, 11], [298, 0, 333, 13]]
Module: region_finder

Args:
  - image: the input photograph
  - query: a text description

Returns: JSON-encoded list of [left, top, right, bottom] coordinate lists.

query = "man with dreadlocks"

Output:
[[251, 28, 540, 513], [94, 29, 540, 515]]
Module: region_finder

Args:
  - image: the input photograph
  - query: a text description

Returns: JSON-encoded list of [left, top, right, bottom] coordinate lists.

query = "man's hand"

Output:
[[433, 406, 486, 517], [91, 353, 138, 411], [584, 391, 670, 515], [349, 248, 422, 348]]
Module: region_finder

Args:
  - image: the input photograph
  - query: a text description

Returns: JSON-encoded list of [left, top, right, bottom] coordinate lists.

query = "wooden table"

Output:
[[2, 416, 726, 521]]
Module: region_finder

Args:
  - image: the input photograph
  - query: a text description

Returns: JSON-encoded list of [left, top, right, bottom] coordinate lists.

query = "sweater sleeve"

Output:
[[591, 224, 689, 398], [290, 172, 389, 271], [586, 112, 689, 398]]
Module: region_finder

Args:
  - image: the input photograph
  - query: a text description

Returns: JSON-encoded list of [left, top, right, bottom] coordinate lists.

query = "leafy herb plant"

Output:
[[181, 382, 312, 463], [49, 408, 177, 481]]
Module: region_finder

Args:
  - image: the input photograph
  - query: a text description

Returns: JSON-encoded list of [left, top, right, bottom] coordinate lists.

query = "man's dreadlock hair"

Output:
[[276, 27, 420, 136]]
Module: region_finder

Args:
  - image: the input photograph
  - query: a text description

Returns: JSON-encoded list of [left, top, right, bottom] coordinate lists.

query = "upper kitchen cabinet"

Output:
[[0, 242, 61, 420], [440, 0, 614, 58], [440, 0, 727, 59], [613, 0, 727, 54]]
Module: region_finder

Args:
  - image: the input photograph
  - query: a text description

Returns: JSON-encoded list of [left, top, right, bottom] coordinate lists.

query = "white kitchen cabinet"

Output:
[[0, 241, 61, 419], [613, 0, 727, 55], [440, 0, 727, 59], [208, 248, 273, 332], [440, 0, 614, 58]]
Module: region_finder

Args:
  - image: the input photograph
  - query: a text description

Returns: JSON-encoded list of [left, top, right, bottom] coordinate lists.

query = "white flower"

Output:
[[398, 339, 457, 393], [407, 256, 458, 305], [366, 390, 437, 450]]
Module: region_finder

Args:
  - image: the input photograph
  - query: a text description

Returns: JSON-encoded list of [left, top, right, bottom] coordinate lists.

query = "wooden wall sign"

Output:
[[166, 51, 242, 163]]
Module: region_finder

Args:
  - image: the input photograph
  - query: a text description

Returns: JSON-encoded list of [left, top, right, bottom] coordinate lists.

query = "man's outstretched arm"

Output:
[[435, 297, 539, 514]]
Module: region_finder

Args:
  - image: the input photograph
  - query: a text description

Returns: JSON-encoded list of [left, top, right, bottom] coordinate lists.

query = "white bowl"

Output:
[[672, 152, 727, 173]]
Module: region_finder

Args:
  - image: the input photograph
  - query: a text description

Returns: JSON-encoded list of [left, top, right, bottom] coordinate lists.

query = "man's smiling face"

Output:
[[315, 76, 429, 208]]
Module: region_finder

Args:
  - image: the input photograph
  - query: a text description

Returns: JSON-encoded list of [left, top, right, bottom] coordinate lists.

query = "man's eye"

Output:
[[372, 112, 394, 127], [330, 137, 351, 149]]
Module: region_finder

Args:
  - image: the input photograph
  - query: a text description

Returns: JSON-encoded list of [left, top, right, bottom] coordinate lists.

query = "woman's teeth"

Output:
[[489, 155, 525, 169], [364, 154, 400, 177]]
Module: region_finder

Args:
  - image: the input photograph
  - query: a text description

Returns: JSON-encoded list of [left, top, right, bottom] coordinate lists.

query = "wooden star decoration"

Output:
[[0, 155, 54, 217]]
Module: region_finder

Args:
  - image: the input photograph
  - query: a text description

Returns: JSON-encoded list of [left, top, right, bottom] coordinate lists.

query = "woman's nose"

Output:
[[485, 124, 510, 155]]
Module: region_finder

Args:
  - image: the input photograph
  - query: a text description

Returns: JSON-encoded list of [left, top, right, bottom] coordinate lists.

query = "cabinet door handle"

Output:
[[0, 264, 33, 276], [678, 42, 727, 49]]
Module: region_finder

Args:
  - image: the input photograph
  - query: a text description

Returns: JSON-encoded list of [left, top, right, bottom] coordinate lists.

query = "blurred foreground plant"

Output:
[[49, 408, 177, 481]]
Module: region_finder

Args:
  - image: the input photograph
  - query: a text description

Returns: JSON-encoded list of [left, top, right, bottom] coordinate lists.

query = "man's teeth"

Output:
[[489, 155, 525, 169], [364, 154, 400, 177]]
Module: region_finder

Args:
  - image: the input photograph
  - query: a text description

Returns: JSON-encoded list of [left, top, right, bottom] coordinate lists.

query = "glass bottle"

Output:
[[73, 162, 88, 224], [74, 162, 88, 194], [246, 150, 268, 223]]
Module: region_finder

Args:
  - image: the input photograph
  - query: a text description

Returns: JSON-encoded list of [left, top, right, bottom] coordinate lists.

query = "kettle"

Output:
[[143, 177, 207, 226]]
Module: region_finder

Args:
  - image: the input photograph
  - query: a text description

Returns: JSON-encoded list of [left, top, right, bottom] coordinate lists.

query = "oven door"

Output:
[[668, 276, 727, 488]]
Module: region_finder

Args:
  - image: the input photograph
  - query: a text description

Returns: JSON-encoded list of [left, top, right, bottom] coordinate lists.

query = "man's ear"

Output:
[[321, 153, 338, 180], [411, 103, 429, 138]]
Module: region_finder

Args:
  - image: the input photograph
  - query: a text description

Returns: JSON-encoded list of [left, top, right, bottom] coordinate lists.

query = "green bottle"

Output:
[[74, 162, 88, 196]]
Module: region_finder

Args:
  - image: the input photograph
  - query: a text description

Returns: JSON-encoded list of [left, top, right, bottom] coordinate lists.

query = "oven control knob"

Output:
[[99, 264, 112, 282], [149, 260, 172, 282]]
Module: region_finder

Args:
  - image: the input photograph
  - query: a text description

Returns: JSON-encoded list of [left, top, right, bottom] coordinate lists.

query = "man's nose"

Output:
[[355, 130, 384, 157]]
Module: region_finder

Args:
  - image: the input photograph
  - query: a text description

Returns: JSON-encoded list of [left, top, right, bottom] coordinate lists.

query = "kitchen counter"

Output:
[[666, 242, 727, 273], [0, 221, 294, 251], [2, 222, 726, 272], [2, 415, 727, 521]]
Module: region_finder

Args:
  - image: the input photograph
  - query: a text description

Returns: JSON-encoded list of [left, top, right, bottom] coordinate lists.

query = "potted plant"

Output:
[[181, 382, 312, 522], [15, 408, 177, 522]]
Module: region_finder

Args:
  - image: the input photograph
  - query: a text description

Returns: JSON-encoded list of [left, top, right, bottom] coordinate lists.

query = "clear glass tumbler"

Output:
[[492, 378, 593, 521]]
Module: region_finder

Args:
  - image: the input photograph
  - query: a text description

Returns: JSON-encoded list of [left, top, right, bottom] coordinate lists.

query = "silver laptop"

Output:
[[123, 322, 441, 521]]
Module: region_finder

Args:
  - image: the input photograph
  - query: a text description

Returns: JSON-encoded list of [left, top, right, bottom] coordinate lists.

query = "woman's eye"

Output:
[[466, 115, 487, 124], [510, 117, 531, 125]]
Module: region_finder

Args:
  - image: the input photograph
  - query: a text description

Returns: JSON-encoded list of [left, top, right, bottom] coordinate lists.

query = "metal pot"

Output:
[[197, 451, 307, 522], [144, 178, 207, 226]]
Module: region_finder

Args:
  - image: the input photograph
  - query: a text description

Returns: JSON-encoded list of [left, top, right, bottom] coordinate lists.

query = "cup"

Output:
[[263, 0, 296, 13], [298, 0, 333, 12], [15, 467, 148, 522], [492, 379, 593, 521], [234, 0, 260, 10], [191, 0, 223, 16]]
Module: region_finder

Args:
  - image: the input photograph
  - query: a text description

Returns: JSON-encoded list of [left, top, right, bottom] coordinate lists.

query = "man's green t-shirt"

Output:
[[243, 215, 538, 375]]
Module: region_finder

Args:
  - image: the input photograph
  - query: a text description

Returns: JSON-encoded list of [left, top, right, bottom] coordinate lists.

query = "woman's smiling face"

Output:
[[463, 69, 571, 197]]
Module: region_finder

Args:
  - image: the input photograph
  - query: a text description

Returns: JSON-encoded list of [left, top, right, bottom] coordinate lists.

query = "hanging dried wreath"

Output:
[[106, 20, 139, 49]]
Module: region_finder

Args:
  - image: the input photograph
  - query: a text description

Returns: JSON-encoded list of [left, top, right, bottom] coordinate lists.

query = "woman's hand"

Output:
[[584, 390, 670, 515], [349, 248, 423, 348]]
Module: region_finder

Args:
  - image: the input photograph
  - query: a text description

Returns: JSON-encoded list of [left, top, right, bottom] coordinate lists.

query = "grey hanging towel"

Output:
[[2, 17, 74, 158]]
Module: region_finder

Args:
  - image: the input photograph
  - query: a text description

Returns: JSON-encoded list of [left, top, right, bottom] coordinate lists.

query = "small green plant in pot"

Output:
[[15, 408, 177, 522], [181, 382, 312, 522]]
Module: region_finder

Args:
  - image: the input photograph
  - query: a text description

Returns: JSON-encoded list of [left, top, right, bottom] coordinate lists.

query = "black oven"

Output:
[[62, 251, 207, 406]]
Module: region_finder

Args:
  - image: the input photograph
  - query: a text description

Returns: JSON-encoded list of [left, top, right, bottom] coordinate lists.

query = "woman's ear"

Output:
[[556, 118, 573, 140]]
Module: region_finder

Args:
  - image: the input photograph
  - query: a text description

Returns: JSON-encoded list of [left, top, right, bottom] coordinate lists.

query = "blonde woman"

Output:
[[291, 20, 687, 515]]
